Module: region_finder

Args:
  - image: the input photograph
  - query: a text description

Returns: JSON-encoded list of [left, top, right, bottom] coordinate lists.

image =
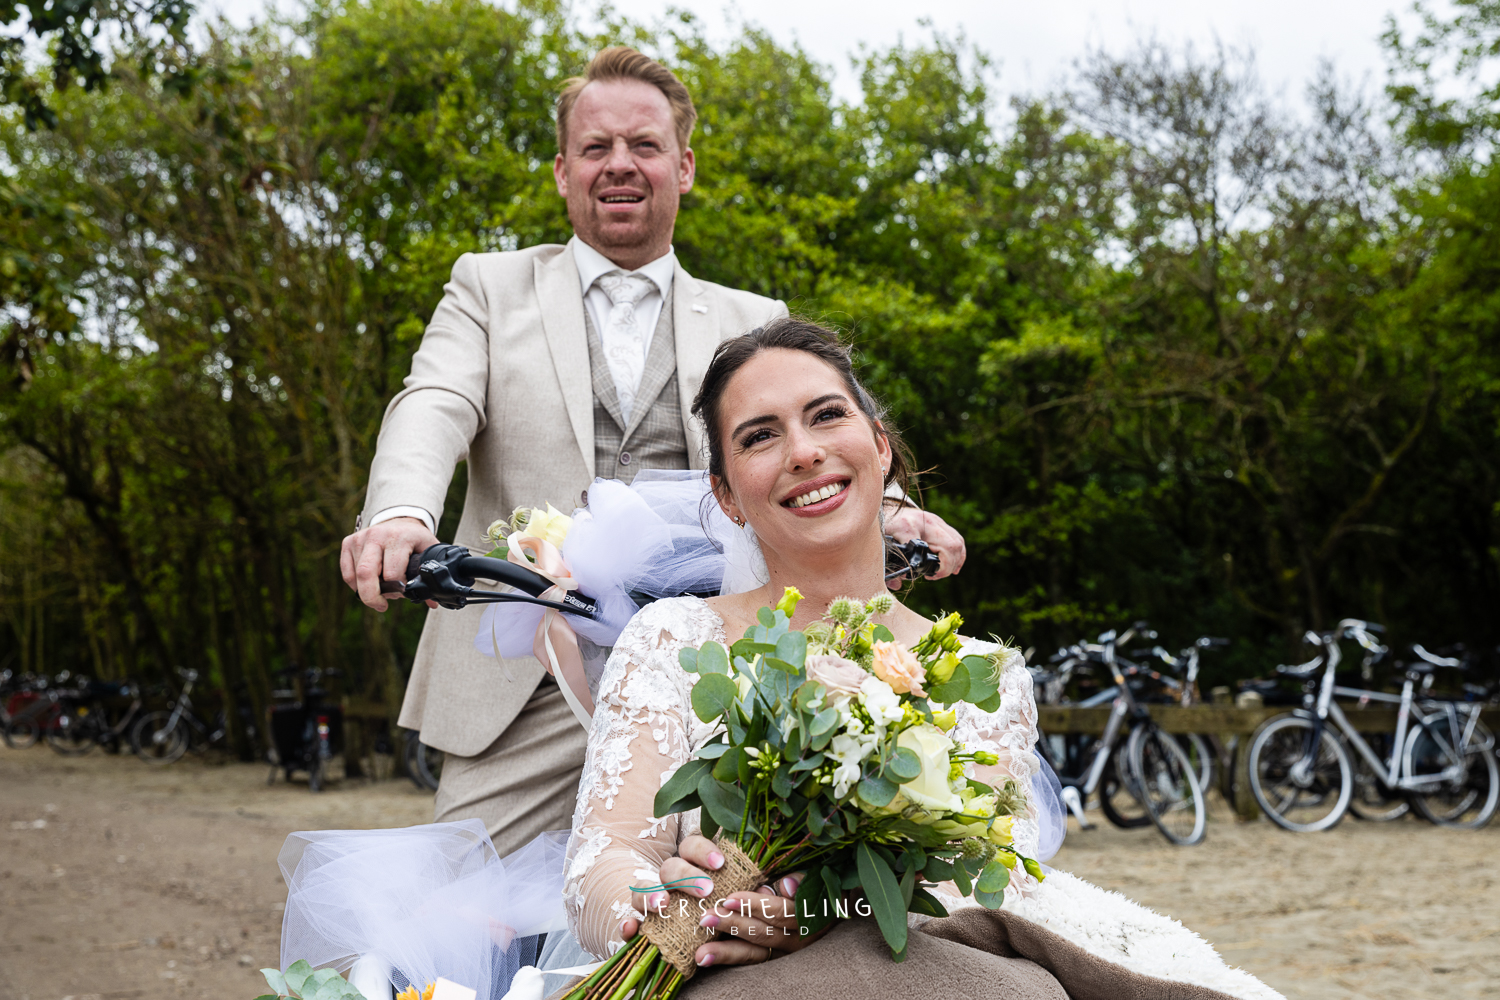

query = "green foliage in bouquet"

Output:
[[255, 961, 366, 1000], [652, 588, 1042, 962]]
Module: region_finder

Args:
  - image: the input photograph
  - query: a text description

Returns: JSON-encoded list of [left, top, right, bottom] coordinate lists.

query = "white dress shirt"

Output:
[[570, 236, 676, 392], [368, 238, 676, 535]]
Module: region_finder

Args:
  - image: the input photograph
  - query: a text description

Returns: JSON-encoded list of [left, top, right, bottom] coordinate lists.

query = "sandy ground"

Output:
[[1, 744, 1495, 1000]]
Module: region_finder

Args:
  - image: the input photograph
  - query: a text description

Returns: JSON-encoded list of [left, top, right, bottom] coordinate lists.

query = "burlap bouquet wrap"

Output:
[[641, 836, 764, 978]]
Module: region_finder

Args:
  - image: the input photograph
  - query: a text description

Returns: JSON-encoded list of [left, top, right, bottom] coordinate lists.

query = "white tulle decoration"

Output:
[[277, 822, 567, 1000], [473, 471, 762, 686], [1031, 751, 1067, 862]]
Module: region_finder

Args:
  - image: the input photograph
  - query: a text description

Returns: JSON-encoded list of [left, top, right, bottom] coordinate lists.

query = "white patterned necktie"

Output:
[[595, 270, 656, 424]]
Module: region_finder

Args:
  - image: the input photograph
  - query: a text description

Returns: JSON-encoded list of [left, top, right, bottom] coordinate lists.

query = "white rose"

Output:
[[524, 503, 573, 549], [858, 677, 904, 727], [892, 724, 964, 814]]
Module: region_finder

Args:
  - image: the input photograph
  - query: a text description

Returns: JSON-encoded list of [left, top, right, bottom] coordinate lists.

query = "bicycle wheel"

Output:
[[1347, 733, 1409, 822], [1177, 733, 1216, 798], [3, 718, 40, 749], [45, 711, 97, 756], [1127, 725, 1206, 845], [1099, 744, 1152, 829], [1247, 715, 1352, 832], [1405, 720, 1498, 829], [132, 712, 189, 764]]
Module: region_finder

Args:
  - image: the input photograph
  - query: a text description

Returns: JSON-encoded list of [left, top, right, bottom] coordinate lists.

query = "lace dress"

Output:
[[561, 597, 1044, 959]]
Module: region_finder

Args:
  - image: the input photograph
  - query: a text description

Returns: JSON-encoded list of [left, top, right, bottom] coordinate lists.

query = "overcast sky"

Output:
[[207, 0, 1445, 109]]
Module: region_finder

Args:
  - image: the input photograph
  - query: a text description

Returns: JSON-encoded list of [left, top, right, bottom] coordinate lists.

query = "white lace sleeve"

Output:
[[944, 638, 1044, 906], [562, 597, 726, 958]]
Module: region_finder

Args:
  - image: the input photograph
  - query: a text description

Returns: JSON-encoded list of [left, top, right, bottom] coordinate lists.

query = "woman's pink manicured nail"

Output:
[[647, 892, 666, 910], [700, 912, 719, 929], [697, 952, 715, 967], [782, 877, 801, 896], [696, 879, 715, 897], [707, 852, 725, 870]]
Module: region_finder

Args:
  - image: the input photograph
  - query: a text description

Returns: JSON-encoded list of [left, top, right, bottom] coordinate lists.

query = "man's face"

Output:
[[553, 78, 695, 270]]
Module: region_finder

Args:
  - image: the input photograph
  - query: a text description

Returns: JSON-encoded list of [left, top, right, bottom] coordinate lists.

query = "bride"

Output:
[[557, 318, 1283, 999]]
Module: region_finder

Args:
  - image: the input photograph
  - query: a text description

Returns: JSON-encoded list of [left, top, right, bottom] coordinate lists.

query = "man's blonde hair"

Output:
[[555, 47, 698, 154]]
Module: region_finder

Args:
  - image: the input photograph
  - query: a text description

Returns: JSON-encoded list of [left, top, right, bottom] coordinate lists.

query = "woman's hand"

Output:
[[618, 835, 828, 968]]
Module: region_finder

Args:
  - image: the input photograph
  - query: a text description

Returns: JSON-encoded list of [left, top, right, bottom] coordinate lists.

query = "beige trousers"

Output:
[[432, 677, 588, 857]]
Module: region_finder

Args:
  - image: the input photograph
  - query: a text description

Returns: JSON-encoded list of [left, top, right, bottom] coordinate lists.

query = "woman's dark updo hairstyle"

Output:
[[690, 317, 914, 505]]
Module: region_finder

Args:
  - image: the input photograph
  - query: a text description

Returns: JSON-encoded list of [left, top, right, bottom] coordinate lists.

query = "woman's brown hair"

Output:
[[689, 317, 914, 507]]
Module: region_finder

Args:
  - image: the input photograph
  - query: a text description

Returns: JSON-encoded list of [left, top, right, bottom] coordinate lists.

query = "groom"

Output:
[[341, 47, 966, 856]]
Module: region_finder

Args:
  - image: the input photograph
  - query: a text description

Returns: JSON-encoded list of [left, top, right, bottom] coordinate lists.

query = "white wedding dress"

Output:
[[557, 597, 1285, 1000]]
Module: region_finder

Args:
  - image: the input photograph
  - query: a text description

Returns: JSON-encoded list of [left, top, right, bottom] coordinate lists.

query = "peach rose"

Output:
[[871, 640, 927, 697]]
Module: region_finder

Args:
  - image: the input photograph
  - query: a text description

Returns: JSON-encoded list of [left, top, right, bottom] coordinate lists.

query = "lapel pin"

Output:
[[691, 303, 708, 314]]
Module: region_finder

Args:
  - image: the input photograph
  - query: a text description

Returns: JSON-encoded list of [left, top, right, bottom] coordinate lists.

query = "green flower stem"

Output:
[[605, 945, 658, 1000]]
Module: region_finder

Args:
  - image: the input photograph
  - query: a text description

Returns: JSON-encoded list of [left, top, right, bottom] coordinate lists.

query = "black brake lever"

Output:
[[381, 543, 599, 616], [884, 537, 943, 581]]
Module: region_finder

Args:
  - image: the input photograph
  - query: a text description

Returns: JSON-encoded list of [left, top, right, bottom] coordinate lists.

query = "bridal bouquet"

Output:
[[560, 589, 1042, 1000]]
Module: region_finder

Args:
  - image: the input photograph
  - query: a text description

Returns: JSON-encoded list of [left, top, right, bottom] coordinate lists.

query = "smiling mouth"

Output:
[[784, 480, 849, 508], [599, 193, 645, 204]]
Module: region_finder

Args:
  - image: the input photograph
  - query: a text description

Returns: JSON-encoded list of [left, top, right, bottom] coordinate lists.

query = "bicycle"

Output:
[[2, 671, 63, 749], [1146, 636, 1230, 795], [131, 668, 233, 764], [1247, 620, 1498, 831], [267, 667, 347, 792], [44, 677, 144, 756], [403, 729, 443, 792], [1034, 623, 1208, 846]]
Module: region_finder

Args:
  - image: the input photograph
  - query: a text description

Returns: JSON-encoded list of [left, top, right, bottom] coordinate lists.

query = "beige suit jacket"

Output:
[[365, 242, 787, 756]]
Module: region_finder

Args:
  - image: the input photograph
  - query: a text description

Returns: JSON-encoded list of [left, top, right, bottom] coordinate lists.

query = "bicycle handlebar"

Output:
[[381, 544, 601, 617]]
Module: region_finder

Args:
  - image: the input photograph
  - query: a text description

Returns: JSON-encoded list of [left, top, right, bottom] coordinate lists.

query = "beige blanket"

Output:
[[678, 910, 1243, 1000]]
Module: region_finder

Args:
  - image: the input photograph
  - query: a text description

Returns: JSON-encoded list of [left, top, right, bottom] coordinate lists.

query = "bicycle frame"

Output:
[[1298, 624, 1471, 792]]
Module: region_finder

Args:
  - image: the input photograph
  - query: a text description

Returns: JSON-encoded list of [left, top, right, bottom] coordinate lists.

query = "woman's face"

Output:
[[712, 348, 891, 564]]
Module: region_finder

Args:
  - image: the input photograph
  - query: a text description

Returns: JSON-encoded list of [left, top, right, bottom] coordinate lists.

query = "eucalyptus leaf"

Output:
[[884, 746, 922, 782], [285, 960, 315, 996], [757, 606, 775, 627], [872, 623, 895, 643], [690, 671, 739, 723], [790, 751, 825, 773], [774, 631, 808, 667], [925, 660, 971, 705], [653, 757, 712, 817], [858, 773, 899, 807], [953, 857, 974, 896], [260, 970, 290, 997], [856, 842, 908, 956], [698, 641, 730, 675], [910, 885, 950, 919], [976, 859, 1012, 894], [713, 746, 741, 782], [762, 656, 799, 674], [794, 865, 834, 936], [809, 706, 839, 738], [963, 655, 1000, 704], [678, 647, 700, 673], [698, 775, 749, 833], [694, 742, 729, 759]]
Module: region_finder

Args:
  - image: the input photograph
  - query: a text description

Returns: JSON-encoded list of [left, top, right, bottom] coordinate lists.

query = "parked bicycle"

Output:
[[2, 670, 64, 748], [131, 668, 235, 764], [1146, 636, 1230, 795], [267, 667, 346, 792], [43, 676, 144, 756], [403, 729, 443, 792], [1033, 623, 1208, 846], [1247, 620, 1498, 831]]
